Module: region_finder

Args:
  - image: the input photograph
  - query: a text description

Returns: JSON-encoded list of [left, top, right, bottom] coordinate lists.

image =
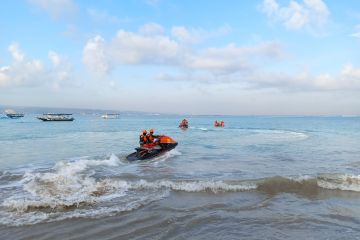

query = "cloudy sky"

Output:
[[1, 0, 360, 115]]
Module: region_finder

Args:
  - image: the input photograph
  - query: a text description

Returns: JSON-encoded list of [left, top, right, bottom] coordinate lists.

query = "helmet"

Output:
[[142, 129, 147, 134], [150, 128, 154, 133]]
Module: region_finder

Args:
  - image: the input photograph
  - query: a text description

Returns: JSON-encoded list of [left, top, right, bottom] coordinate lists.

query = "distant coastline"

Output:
[[0, 105, 359, 117]]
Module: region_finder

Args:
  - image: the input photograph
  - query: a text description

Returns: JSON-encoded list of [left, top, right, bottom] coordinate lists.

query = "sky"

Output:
[[0, 0, 360, 115]]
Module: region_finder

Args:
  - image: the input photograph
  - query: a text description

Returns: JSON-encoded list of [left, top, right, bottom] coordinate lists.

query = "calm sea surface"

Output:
[[0, 114, 360, 239]]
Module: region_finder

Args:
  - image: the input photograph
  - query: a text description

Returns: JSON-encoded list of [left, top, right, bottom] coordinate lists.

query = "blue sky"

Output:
[[1, 0, 360, 115]]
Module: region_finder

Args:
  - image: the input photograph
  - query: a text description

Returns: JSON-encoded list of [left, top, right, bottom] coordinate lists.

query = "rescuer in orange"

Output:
[[147, 128, 159, 143], [139, 130, 149, 146]]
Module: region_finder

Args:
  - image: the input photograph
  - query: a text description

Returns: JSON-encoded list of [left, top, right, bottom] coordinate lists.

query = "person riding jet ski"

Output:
[[147, 128, 159, 143], [127, 131, 178, 161], [179, 119, 189, 128], [139, 130, 149, 146]]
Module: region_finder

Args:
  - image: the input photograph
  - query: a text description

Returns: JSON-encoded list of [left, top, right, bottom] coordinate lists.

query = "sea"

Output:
[[0, 114, 360, 239]]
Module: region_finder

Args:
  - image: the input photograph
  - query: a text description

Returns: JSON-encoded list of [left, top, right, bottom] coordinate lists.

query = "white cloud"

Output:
[[260, 0, 330, 30], [157, 64, 360, 91], [145, 0, 160, 7], [82, 23, 282, 76], [87, 8, 120, 24], [171, 25, 231, 44], [29, 0, 77, 19], [111, 29, 181, 65], [48, 51, 61, 67], [8, 44, 25, 62], [350, 25, 360, 38], [139, 22, 164, 36], [82, 23, 360, 91], [47, 51, 73, 88], [83, 25, 183, 74], [184, 42, 283, 74], [0, 66, 11, 87], [243, 64, 360, 90], [0, 44, 72, 88], [82, 35, 110, 75]]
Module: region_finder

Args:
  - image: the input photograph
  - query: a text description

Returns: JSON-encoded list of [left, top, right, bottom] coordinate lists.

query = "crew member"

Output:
[[180, 119, 188, 127], [147, 128, 159, 143], [139, 130, 148, 146]]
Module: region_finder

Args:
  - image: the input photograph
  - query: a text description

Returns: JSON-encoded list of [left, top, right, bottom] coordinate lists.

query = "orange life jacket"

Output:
[[139, 134, 148, 144], [147, 134, 154, 142]]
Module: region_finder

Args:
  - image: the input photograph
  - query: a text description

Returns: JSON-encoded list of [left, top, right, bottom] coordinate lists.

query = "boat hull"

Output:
[[6, 114, 24, 119], [37, 117, 74, 121]]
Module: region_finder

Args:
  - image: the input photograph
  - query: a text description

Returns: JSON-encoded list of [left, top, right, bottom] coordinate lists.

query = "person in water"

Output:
[[147, 128, 159, 143], [180, 119, 188, 127], [139, 130, 149, 146]]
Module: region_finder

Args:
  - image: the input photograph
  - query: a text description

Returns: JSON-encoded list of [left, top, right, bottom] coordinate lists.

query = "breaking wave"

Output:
[[2, 154, 360, 226], [2, 154, 122, 211]]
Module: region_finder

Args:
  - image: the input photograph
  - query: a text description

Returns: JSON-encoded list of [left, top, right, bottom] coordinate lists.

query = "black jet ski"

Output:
[[126, 135, 178, 161], [179, 124, 188, 129]]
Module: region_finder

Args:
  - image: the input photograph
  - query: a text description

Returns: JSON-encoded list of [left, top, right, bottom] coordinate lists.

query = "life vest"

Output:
[[147, 134, 154, 142], [139, 134, 148, 144]]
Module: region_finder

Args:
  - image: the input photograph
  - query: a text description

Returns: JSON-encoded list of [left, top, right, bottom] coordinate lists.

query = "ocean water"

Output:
[[0, 114, 360, 239]]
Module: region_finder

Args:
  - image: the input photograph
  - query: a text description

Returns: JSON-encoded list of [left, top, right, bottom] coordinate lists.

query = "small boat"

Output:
[[4, 109, 24, 119], [6, 113, 25, 119], [37, 113, 74, 122], [101, 113, 120, 119], [214, 120, 225, 127]]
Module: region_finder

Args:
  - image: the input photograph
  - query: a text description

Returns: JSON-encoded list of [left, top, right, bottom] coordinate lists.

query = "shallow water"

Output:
[[0, 115, 360, 239]]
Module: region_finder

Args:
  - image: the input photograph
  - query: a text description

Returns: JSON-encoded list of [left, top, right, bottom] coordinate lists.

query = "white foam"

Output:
[[103, 179, 257, 193], [0, 190, 168, 226], [189, 126, 208, 131], [270, 174, 360, 192], [5, 171, 360, 227], [6, 164, 360, 227], [317, 174, 360, 192], [289, 175, 313, 182], [148, 149, 182, 163], [1, 153, 258, 226], [249, 129, 309, 141], [3, 155, 122, 213]]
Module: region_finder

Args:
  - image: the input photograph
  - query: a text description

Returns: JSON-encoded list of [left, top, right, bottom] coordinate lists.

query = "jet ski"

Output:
[[214, 120, 225, 127], [179, 124, 188, 129], [126, 135, 178, 161]]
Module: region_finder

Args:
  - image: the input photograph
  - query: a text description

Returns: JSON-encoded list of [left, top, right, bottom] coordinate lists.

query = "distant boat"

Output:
[[4, 109, 24, 119], [101, 113, 120, 119], [214, 120, 225, 127], [37, 113, 74, 122]]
